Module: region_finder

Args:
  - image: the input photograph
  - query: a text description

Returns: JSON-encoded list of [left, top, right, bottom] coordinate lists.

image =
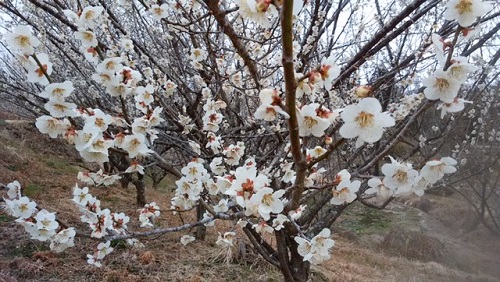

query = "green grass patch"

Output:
[[337, 203, 391, 235], [0, 214, 13, 222], [6, 165, 18, 171], [45, 158, 79, 174], [24, 183, 43, 197]]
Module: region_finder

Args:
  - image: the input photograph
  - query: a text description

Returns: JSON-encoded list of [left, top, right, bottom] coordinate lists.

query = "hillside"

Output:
[[1, 118, 499, 282]]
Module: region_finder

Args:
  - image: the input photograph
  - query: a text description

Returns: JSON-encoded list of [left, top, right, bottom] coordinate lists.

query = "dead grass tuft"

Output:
[[139, 251, 156, 265], [9, 258, 45, 279], [381, 228, 445, 262]]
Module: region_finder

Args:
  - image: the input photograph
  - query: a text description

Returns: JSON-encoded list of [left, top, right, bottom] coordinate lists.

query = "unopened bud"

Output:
[[256, 0, 271, 12], [325, 136, 333, 145], [355, 85, 372, 98]]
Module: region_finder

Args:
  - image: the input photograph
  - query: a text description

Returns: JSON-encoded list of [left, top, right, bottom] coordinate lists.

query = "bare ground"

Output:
[[1, 119, 499, 282]]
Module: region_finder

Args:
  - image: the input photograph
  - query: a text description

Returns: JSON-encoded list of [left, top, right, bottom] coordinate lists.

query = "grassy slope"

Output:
[[1, 120, 499, 282]]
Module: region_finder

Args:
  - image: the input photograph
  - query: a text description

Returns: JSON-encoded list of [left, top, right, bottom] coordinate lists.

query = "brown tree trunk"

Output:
[[276, 230, 310, 281], [195, 204, 206, 240], [134, 173, 146, 207], [289, 246, 310, 281]]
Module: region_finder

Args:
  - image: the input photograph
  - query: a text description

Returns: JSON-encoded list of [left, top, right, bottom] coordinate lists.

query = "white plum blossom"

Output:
[[27, 53, 53, 85], [44, 100, 77, 118], [139, 202, 161, 228], [365, 177, 393, 198], [96, 241, 114, 259], [339, 98, 395, 148], [295, 72, 314, 99], [35, 209, 59, 235], [4, 25, 41, 55], [297, 103, 332, 137], [83, 109, 114, 132], [190, 48, 208, 62], [330, 170, 360, 205], [203, 111, 224, 132], [431, 33, 449, 66], [79, 137, 113, 163], [6, 180, 22, 199], [225, 162, 270, 209], [236, 0, 278, 28], [39, 81, 75, 102], [72, 185, 92, 206], [135, 84, 155, 105], [122, 134, 152, 158], [125, 161, 145, 174], [78, 6, 104, 28], [87, 254, 102, 267], [181, 161, 208, 181], [253, 221, 274, 234], [206, 132, 224, 154], [112, 212, 130, 232], [272, 214, 289, 231], [308, 146, 327, 159], [447, 56, 480, 81], [180, 235, 196, 246], [437, 98, 472, 118], [289, 204, 307, 220], [213, 199, 229, 213], [50, 228, 76, 252], [310, 228, 335, 260], [150, 4, 169, 21], [294, 228, 335, 265], [382, 157, 419, 196], [250, 188, 285, 220], [319, 56, 341, 90], [96, 57, 123, 74], [223, 142, 246, 166], [254, 88, 289, 121], [120, 38, 134, 51], [444, 0, 493, 27], [422, 70, 461, 103], [420, 157, 457, 184], [74, 29, 98, 47], [164, 80, 178, 97], [7, 197, 37, 219]]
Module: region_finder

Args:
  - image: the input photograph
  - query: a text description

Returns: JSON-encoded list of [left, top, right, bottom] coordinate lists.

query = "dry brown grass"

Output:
[[2, 121, 500, 282], [380, 228, 445, 262]]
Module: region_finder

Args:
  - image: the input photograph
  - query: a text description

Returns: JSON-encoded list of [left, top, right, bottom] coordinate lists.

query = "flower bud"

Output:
[[355, 85, 372, 98]]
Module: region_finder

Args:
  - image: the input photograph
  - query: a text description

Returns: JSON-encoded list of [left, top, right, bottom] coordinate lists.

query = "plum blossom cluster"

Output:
[[365, 157, 457, 198], [295, 228, 335, 265], [87, 241, 113, 267], [236, 0, 304, 28], [139, 202, 161, 228], [254, 89, 289, 121], [171, 160, 210, 211], [224, 159, 286, 221], [72, 183, 150, 265], [2, 181, 76, 253], [77, 169, 122, 186], [5, 16, 160, 167], [4, 26, 54, 86], [202, 98, 227, 134], [72, 184, 130, 238], [330, 170, 361, 205], [423, 1, 492, 118]]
